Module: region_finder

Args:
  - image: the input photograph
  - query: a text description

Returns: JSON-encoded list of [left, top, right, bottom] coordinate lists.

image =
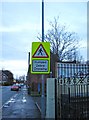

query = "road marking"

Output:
[[0, 94, 18, 110], [8, 98, 15, 103], [22, 97, 26, 103], [3, 101, 10, 108], [13, 94, 18, 98]]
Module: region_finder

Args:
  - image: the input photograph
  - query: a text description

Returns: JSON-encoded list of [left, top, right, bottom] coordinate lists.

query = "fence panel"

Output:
[[56, 62, 89, 119]]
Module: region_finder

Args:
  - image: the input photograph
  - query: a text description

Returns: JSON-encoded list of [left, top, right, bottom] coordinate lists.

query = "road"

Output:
[[2, 86, 19, 106], [1, 85, 41, 119]]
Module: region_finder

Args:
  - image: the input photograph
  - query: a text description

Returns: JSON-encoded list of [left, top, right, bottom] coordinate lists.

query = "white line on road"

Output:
[[22, 96, 27, 103], [0, 94, 18, 110]]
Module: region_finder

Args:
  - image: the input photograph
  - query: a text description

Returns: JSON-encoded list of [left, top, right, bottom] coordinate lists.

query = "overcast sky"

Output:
[[0, 0, 88, 78]]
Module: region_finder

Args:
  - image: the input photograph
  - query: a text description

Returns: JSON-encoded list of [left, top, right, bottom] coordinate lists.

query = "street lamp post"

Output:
[[41, 0, 45, 118], [42, 0, 44, 43]]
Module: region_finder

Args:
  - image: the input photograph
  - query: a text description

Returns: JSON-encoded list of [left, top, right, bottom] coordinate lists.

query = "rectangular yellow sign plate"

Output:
[[31, 42, 50, 74]]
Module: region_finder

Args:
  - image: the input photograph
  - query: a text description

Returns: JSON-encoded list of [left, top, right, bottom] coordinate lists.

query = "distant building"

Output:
[[0, 70, 2, 84], [0, 70, 13, 85]]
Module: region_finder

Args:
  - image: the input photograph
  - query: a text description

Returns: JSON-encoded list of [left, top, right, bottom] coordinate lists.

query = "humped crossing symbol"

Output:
[[32, 44, 49, 58]]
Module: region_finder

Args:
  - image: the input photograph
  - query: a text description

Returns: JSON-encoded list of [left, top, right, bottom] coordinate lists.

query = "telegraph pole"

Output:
[[41, 0, 45, 118]]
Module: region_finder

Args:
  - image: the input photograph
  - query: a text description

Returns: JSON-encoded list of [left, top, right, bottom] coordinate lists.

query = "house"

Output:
[[0, 70, 8, 85], [0, 70, 13, 85], [0, 70, 2, 84]]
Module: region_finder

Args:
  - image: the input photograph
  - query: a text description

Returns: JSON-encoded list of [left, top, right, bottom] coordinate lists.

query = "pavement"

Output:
[[1, 86, 41, 120], [32, 96, 46, 115]]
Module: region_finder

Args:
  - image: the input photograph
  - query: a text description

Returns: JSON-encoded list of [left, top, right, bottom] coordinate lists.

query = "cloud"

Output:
[[1, 0, 88, 2], [0, 33, 2, 59], [1, 60, 28, 77], [77, 39, 87, 60], [79, 39, 87, 48], [0, 23, 41, 32]]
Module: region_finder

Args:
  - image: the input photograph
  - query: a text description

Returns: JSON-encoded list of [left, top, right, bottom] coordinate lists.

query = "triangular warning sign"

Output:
[[32, 44, 49, 58]]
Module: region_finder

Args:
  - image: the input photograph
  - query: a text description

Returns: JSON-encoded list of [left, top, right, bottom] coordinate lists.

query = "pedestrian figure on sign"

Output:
[[38, 48, 43, 55]]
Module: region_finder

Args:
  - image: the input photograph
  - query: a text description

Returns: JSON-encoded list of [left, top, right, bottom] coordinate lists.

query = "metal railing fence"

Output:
[[56, 62, 89, 119]]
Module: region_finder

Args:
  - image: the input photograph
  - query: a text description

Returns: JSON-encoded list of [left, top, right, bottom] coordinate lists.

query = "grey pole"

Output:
[[42, 0, 44, 42], [41, 0, 45, 118]]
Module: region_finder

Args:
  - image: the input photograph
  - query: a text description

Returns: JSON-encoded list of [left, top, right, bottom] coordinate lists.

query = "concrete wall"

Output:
[[46, 78, 55, 118], [0, 86, 2, 120]]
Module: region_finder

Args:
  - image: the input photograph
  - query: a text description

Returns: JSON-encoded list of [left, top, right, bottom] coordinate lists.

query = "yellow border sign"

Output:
[[31, 42, 50, 74]]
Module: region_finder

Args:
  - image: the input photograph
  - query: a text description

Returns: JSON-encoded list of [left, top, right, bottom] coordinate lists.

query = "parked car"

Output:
[[20, 83, 24, 86], [15, 83, 21, 88], [16, 83, 21, 88], [11, 84, 19, 91]]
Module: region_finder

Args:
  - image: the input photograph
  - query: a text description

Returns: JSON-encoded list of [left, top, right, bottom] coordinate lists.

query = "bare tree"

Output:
[[37, 16, 80, 61]]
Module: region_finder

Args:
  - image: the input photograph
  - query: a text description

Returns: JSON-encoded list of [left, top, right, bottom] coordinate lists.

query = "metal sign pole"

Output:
[[42, 0, 44, 42], [41, 0, 45, 118]]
